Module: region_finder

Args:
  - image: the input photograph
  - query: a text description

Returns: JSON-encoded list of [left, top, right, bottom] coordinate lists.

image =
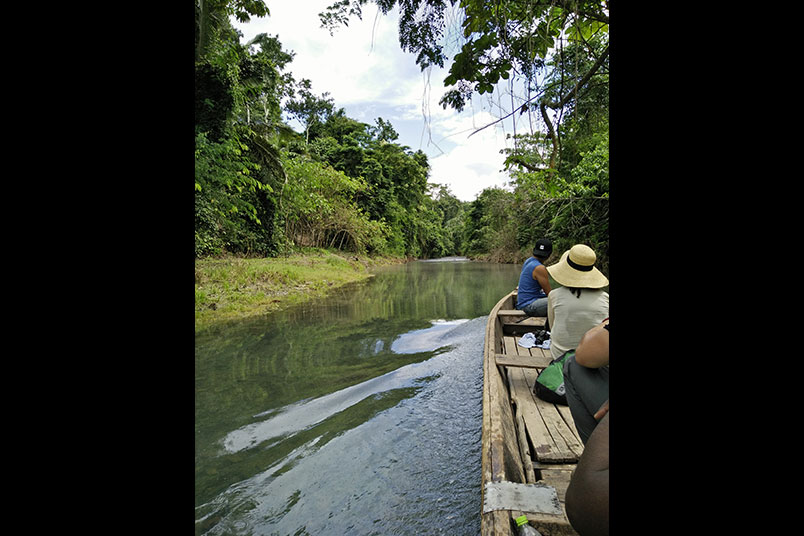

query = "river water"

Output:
[[195, 258, 521, 535]]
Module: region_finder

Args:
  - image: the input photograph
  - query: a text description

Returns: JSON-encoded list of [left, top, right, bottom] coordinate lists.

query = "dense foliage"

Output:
[[194, 0, 464, 258], [195, 0, 609, 272]]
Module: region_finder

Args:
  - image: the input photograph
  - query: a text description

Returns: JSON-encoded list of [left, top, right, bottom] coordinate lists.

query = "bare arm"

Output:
[[566, 412, 609, 536], [575, 320, 609, 368], [532, 264, 552, 294]]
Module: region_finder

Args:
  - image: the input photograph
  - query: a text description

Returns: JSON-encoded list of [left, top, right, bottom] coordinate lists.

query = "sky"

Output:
[[231, 0, 520, 202]]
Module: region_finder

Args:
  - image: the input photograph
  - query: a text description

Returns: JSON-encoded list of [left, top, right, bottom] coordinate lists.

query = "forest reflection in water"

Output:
[[195, 258, 520, 535]]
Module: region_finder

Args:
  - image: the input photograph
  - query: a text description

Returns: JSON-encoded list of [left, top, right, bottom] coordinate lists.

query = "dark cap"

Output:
[[533, 239, 553, 257]]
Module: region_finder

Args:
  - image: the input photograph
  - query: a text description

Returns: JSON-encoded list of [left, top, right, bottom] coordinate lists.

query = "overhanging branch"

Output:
[[544, 45, 609, 111], [469, 44, 608, 180]]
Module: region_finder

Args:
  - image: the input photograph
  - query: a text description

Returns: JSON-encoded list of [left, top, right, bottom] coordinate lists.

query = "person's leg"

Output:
[[521, 296, 548, 317], [562, 354, 609, 444]]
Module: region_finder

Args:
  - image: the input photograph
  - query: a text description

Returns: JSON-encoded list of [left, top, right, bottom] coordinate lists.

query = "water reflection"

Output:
[[220, 318, 472, 455], [390, 319, 469, 354], [195, 259, 520, 534]]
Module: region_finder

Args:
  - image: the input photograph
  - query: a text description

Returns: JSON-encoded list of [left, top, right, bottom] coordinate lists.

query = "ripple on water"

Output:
[[198, 316, 487, 536]]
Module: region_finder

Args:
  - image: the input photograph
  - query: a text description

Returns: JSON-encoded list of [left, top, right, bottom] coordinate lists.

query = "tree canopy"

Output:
[[195, 0, 608, 271], [195, 0, 468, 259]]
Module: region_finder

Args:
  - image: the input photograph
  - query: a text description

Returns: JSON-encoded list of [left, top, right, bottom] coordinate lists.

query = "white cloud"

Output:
[[427, 109, 513, 201], [238, 1, 418, 107], [233, 0, 516, 201]]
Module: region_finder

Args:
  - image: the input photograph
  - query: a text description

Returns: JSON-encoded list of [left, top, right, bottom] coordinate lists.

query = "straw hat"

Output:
[[547, 244, 608, 288]]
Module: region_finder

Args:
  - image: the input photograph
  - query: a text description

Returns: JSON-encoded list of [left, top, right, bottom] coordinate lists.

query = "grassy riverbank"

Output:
[[195, 249, 405, 332]]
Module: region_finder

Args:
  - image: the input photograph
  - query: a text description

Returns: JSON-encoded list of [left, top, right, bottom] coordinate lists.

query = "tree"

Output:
[[196, 0, 270, 62], [194, 2, 475, 259], [429, 184, 467, 255], [195, 0, 293, 256], [463, 187, 517, 260], [279, 155, 385, 253], [321, 0, 609, 181], [503, 35, 608, 198], [285, 79, 335, 143], [370, 117, 400, 143], [238, 33, 296, 126]]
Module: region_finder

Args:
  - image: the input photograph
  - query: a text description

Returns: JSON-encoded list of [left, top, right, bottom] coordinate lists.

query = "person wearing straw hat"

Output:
[[546, 244, 609, 361], [547, 244, 609, 445], [515, 238, 554, 317]]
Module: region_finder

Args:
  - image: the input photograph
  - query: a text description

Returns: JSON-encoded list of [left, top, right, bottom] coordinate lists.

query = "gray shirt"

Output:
[[548, 286, 609, 359]]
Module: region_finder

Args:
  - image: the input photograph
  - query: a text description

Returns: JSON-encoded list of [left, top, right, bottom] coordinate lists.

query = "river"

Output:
[[195, 257, 521, 535]]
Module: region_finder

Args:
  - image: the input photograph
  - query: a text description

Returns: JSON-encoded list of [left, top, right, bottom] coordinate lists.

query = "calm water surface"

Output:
[[195, 258, 520, 535]]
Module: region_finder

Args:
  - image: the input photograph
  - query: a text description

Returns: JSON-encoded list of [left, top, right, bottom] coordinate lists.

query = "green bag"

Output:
[[532, 350, 572, 405]]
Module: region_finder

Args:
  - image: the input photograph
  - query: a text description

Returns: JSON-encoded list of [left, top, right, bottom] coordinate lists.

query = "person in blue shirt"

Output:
[[515, 238, 553, 316]]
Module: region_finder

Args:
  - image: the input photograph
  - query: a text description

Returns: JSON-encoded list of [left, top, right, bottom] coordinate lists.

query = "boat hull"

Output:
[[481, 291, 582, 536]]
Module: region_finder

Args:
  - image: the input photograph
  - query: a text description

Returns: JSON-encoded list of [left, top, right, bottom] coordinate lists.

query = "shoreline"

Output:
[[195, 249, 406, 333]]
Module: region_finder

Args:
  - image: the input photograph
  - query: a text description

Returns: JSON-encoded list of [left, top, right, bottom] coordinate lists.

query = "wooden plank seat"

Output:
[[497, 309, 528, 317], [495, 353, 552, 369], [511, 316, 546, 325], [500, 315, 547, 336]]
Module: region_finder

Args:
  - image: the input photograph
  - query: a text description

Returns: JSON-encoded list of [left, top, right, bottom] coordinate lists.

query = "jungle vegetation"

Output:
[[195, 0, 609, 272]]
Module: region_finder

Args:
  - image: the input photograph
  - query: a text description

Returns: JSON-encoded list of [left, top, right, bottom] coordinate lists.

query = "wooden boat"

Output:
[[481, 291, 584, 535]]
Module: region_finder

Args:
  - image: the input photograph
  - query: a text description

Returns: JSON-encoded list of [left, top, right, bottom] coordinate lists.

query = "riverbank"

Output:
[[195, 249, 406, 332]]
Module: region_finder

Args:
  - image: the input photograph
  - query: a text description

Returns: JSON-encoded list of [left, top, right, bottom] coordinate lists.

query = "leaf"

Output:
[[477, 82, 493, 94]]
